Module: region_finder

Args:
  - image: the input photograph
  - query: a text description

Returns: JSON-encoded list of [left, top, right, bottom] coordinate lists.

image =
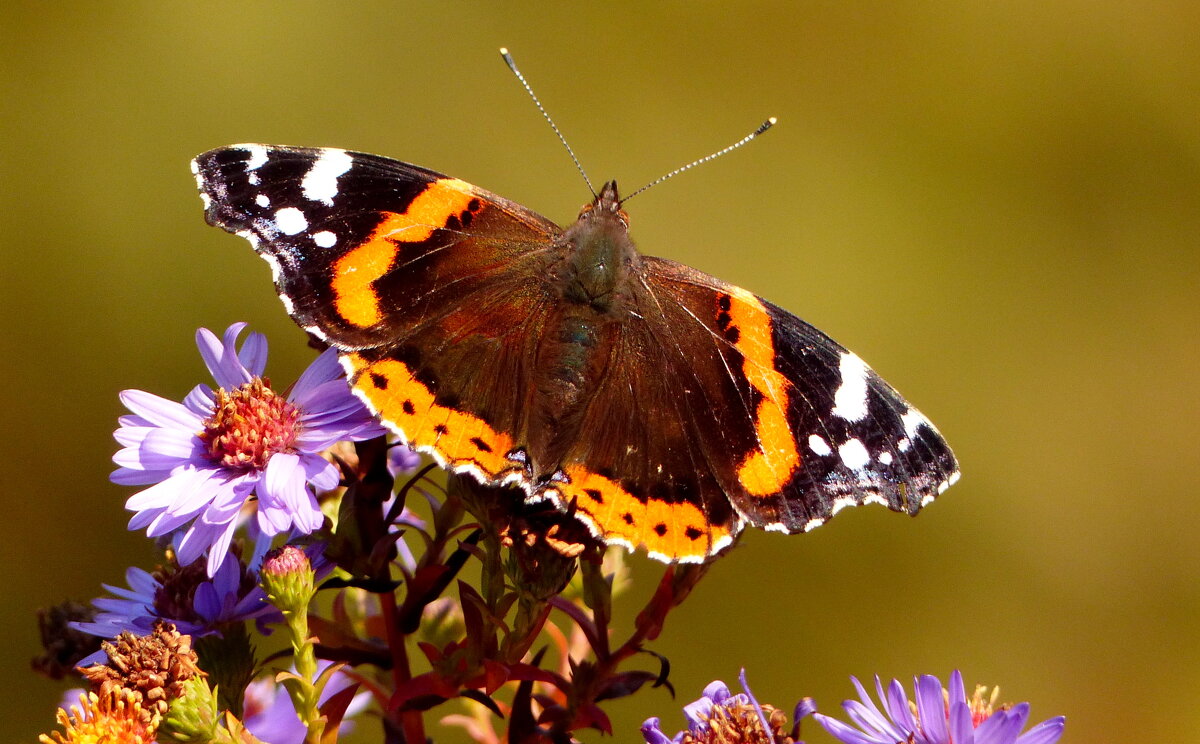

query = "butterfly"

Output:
[[191, 142, 958, 563]]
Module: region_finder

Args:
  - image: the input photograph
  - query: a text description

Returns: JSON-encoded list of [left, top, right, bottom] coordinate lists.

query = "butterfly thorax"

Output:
[[529, 182, 642, 466], [556, 181, 640, 314]]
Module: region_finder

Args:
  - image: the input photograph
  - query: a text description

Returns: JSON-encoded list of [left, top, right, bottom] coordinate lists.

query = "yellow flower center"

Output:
[[681, 700, 793, 744], [39, 691, 156, 744], [200, 378, 300, 470]]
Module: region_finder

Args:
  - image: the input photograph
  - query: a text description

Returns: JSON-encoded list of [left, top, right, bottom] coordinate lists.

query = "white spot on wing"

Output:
[[313, 230, 337, 248], [838, 438, 870, 470], [878, 451, 893, 466], [274, 207, 308, 235], [255, 194, 270, 208], [199, 192, 212, 208], [902, 407, 933, 438], [830, 495, 857, 516], [302, 149, 353, 206], [238, 144, 269, 171], [802, 517, 826, 532], [808, 434, 832, 456], [832, 352, 870, 422]]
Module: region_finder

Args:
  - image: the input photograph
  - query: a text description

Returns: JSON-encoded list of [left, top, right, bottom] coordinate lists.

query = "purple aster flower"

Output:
[[70, 549, 277, 666], [71, 541, 334, 667], [388, 443, 422, 478], [112, 323, 386, 575], [243, 659, 370, 743], [814, 671, 1064, 744], [642, 670, 815, 744]]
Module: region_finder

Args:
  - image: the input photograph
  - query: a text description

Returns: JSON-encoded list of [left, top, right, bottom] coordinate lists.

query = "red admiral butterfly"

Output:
[[191, 63, 958, 563]]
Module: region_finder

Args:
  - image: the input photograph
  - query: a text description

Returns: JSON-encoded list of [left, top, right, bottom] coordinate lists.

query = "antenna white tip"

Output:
[[499, 47, 509, 55], [768, 116, 778, 124]]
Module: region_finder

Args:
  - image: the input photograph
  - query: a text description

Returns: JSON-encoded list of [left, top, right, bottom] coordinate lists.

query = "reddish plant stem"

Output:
[[381, 590, 425, 744]]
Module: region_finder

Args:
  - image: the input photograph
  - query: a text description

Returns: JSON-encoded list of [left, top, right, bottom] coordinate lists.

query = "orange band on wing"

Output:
[[332, 178, 478, 328], [346, 353, 518, 478], [726, 288, 800, 496], [556, 465, 732, 560]]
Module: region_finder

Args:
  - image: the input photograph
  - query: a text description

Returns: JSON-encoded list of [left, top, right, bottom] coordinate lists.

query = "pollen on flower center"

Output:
[[683, 701, 792, 744], [199, 378, 300, 470]]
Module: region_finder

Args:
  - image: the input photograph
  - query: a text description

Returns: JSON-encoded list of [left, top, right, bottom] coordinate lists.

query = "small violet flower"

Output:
[[242, 659, 370, 743], [112, 323, 385, 575], [814, 671, 1064, 744], [70, 551, 272, 669], [642, 670, 814, 744], [72, 543, 333, 666]]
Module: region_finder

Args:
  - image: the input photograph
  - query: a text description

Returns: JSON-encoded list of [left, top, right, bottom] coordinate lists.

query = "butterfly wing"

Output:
[[640, 256, 960, 532], [193, 145, 562, 349], [193, 145, 566, 482]]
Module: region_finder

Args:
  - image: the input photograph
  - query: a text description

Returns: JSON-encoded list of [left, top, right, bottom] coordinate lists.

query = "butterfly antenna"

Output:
[[500, 47, 596, 196], [621, 117, 777, 205]]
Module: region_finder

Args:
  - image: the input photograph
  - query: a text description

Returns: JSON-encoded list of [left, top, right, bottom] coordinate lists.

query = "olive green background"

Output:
[[3, 3, 1198, 742]]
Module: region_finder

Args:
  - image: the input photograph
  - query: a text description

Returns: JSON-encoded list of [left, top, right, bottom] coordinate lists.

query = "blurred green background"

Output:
[[3, 2, 1198, 742]]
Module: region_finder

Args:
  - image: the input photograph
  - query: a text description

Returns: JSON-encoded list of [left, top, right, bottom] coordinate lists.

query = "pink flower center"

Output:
[[200, 378, 300, 470]]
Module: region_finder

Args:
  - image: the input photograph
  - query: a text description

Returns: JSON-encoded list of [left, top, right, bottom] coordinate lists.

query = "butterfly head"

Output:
[[576, 181, 630, 229]]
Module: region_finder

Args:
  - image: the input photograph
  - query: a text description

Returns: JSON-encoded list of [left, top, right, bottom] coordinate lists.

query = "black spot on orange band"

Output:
[[345, 353, 520, 479]]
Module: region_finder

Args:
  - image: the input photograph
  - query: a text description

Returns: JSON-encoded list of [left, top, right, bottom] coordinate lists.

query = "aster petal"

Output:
[[193, 579, 226, 622], [882, 678, 918, 734], [119, 389, 205, 430], [914, 675, 949, 744], [682, 681, 726, 729], [973, 708, 1011, 744], [125, 466, 209, 512], [91, 595, 148, 614], [173, 480, 248, 566], [118, 414, 155, 429], [259, 453, 321, 534], [640, 718, 674, 744], [1007, 702, 1031, 731], [113, 426, 155, 448], [123, 567, 160, 596], [292, 379, 361, 414], [204, 519, 241, 577], [112, 467, 174, 486], [197, 325, 253, 389], [139, 428, 205, 460], [814, 713, 886, 744], [703, 680, 732, 705], [237, 330, 269, 377], [949, 670, 967, 706], [300, 452, 341, 492], [127, 504, 166, 531], [1014, 717, 1065, 744], [989, 704, 1032, 744], [183, 384, 216, 415], [289, 348, 343, 401], [112, 443, 196, 473], [948, 698, 975, 744], [845, 676, 904, 740]]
